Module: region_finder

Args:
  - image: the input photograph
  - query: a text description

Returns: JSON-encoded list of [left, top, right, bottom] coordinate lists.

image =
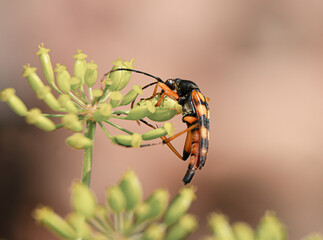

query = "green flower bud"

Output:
[[146, 100, 156, 113], [36, 43, 55, 86], [208, 213, 234, 240], [84, 61, 98, 87], [58, 94, 78, 114], [255, 211, 286, 240], [70, 77, 82, 91], [34, 207, 76, 239], [119, 84, 143, 106], [25, 108, 56, 131], [55, 64, 71, 93], [165, 214, 198, 240], [22, 64, 45, 92], [73, 49, 87, 85], [71, 182, 97, 218], [109, 91, 123, 108], [0, 88, 28, 116], [92, 89, 103, 98], [36, 86, 62, 111], [126, 105, 150, 120], [142, 127, 167, 141], [302, 234, 323, 240], [163, 186, 196, 225], [66, 133, 93, 149], [119, 170, 143, 211], [112, 133, 142, 148], [232, 222, 254, 240], [107, 58, 135, 91], [93, 103, 112, 122], [62, 114, 83, 132], [147, 97, 182, 122], [134, 203, 150, 223], [142, 122, 174, 141], [143, 224, 165, 240], [66, 213, 92, 239], [106, 185, 126, 213], [136, 188, 169, 222]]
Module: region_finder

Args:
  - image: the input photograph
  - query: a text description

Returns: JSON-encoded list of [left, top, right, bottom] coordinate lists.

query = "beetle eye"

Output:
[[166, 79, 176, 90]]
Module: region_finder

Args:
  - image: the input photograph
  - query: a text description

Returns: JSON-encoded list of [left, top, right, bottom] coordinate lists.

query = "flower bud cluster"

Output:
[[205, 211, 288, 240], [1, 43, 181, 150], [34, 170, 197, 240]]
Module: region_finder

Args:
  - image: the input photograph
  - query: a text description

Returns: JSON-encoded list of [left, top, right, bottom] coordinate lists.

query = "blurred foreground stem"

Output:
[[82, 120, 96, 186]]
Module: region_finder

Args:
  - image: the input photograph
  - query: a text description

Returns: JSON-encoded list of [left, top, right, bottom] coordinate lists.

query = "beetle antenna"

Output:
[[104, 68, 164, 83]]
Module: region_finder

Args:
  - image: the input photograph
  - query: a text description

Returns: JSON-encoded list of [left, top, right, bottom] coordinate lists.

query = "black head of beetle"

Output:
[[165, 78, 199, 97]]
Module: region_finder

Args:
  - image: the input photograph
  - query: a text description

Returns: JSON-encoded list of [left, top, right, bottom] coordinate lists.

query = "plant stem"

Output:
[[82, 120, 96, 186], [104, 121, 134, 135]]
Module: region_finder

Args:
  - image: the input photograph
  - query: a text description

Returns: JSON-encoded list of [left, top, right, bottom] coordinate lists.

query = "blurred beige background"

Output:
[[1, 0, 323, 239]]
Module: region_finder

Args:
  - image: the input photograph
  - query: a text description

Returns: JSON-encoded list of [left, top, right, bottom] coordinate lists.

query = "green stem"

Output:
[[98, 122, 114, 142], [51, 83, 63, 95], [55, 124, 64, 129], [68, 92, 87, 108], [82, 120, 96, 186], [104, 121, 134, 135], [80, 86, 89, 104], [42, 113, 65, 118], [89, 87, 93, 103]]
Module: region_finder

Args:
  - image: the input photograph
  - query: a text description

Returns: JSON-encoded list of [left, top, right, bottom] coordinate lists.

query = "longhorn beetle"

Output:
[[105, 69, 210, 184]]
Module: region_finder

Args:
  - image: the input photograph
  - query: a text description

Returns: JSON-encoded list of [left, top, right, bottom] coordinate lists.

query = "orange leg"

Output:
[[152, 82, 179, 106], [163, 124, 198, 143], [139, 119, 197, 161]]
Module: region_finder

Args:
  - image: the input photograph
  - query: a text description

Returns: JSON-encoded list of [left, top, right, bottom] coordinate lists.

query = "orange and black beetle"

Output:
[[106, 69, 210, 184]]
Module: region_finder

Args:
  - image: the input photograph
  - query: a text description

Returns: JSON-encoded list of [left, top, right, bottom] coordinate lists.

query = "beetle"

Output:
[[105, 69, 210, 184]]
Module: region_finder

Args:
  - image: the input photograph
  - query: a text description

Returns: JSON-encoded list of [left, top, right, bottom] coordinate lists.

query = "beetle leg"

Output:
[[162, 123, 197, 143]]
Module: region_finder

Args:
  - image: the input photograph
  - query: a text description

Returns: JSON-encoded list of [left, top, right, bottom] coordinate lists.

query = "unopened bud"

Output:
[[22, 64, 45, 92], [0, 88, 28, 116], [163, 187, 196, 225], [34, 207, 75, 239], [165, 214, 198, 240], [135, 203, 150, 223], [107, 58, 135, 91], [93, 103, 112, 122], [62, 114, 83, 132], [70, 77, 82, 91], [71, 182, 97, 218], [143, 224, 165, 240], [119, 84, 143, 106], [119, 170, 143, 211], [136, 188, 169, 223], [66, 213, 92, 240], [36, 43, 55, 86], [255, 211, 286, 240], [142, 127, 167, 141], [142, 122, 174, 141], [25, 108, 56, 131], [73, 49, 87, 85], [208, 213, 234, 240], [126, 105, 150, 120], [55, 64, 71, 93], [232, 222, 254, 240], [113, 133, 142, 148], [106, 185, 126, 213], [109, 91, 123, 108], [58, 94, 78, 114], [66, 133, 93, 149], [92, 89, 103, 98], [148, 97, 182, 122], [36, 86, 62, 111], [84, 61, 98, 87]]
